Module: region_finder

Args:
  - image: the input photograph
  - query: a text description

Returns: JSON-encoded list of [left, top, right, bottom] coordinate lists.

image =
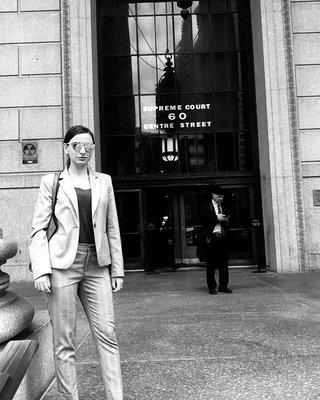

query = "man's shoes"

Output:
[[209, 289, 217, 295], [218, 287, 232, 293]]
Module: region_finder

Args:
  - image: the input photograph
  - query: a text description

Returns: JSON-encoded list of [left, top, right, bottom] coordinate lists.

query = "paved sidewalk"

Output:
[[14, 268, 320, 400]]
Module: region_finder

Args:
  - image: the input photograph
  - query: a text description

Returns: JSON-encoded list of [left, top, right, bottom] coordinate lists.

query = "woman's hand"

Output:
[[34, 274, 51, 293], [112, 277, 124, 292]]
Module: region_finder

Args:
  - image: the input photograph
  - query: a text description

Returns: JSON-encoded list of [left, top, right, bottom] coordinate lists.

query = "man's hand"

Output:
[[217, 214, 228, 223], [34, 274, 51, 293], [112, 277, 124, 292]]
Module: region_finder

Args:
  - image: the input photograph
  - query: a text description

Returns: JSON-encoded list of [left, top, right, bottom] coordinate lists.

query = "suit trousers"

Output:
[[206, 234, 229, 291], [46, 243, 123, 400]]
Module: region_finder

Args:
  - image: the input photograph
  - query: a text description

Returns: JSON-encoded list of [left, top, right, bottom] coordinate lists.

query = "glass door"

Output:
[[181, 185, 261, 266], [115, 190, 144, 269], [143, 188, 175, 271], [227, 186, 257, 265]]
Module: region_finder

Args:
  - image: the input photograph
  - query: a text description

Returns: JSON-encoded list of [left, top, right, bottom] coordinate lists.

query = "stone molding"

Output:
[[62, 0, 72, 131], [281, 0, 307, 270]]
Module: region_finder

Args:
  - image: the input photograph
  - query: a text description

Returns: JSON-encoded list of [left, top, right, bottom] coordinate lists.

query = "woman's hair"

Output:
[[63, 125, 95, 144]]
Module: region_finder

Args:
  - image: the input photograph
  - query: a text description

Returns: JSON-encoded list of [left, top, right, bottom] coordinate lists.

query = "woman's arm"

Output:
[[106, 176, 124, 278], [29, 174, 55, 281]]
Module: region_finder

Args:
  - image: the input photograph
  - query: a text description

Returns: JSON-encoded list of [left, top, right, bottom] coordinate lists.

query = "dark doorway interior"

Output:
[[144, 189, 175, 272]]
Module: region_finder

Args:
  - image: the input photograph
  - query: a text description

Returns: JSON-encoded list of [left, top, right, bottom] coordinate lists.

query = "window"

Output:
[[97, 0, 257, 175]]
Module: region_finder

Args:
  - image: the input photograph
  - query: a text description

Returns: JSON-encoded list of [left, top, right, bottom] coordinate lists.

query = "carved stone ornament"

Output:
[[281, 0, 307, 270]]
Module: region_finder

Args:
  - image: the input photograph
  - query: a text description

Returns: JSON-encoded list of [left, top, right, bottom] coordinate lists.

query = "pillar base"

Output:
[[0, 291, 34, 344]]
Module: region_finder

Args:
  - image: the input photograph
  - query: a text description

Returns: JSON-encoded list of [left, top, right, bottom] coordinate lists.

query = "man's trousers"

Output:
[[46, 243, 123, 400], [206, 234, 229, 291]]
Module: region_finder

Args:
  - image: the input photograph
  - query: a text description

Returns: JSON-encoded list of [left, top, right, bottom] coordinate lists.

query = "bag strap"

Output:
[[51, 172, 60, 214]]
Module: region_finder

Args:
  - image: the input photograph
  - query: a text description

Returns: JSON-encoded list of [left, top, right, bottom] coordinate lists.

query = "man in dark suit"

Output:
[[199, 185, 232, 295]]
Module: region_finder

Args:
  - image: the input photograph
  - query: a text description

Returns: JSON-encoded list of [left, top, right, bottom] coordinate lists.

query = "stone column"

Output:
[[250, 0, 305, 272], [62, 0, 100, 169], [0, 229, 34, 343]]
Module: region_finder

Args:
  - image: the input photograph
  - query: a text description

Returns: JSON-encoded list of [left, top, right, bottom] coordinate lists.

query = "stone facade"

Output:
[[291, 1, 320, 269], [0, 1, 64, 278], [0, 0, 319, 276]]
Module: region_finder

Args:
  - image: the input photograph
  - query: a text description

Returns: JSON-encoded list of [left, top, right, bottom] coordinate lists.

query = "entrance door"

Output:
[[143, 188, 175, 271], [115, 190, 143, 269], [181, 185, 261, 266]]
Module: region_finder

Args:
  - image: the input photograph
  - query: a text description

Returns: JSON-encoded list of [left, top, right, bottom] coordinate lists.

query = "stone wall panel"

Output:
[[20, 43, 61, 75], [302, 179, 320, 257], [298, 97, 320, 129], [0, 45, 18, 75], [20, 108, 63, 139], [0, 12, 60, 43], [0, 109, 19, 140], [20, 0, 60, 12], [0, 76, 62, 107], [300, 130, 320, 162], [292, 3, 320, 33], [293, 33, 320, 64], [296, 65, 320, 96], [0, 0, 17, 12], [0, 140, 63, 173]]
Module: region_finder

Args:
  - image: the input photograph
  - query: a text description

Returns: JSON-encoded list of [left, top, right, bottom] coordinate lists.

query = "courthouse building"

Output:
[[0, 0, 319, 276]]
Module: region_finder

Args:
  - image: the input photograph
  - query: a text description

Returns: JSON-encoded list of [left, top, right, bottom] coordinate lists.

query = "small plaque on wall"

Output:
[[22, 141, 38, 164], [313, 190, 320, 206]]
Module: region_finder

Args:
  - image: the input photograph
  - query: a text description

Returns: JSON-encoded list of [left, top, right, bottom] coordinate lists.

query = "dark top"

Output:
[[75, 188, 95, 244]]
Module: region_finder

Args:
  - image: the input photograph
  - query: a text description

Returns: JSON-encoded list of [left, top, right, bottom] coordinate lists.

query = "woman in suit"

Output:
[[29, 125, 124, 400]]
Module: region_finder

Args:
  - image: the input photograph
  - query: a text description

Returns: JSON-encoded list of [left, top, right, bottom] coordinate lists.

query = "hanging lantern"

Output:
[[156, 51, 180, 136], [162, 136, 179, 162], [177, 0, 193, 20], [156, 49, 180, 163]]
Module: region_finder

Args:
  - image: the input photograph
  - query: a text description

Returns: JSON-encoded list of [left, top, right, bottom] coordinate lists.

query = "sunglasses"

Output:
[[68, 142, 95, 153]]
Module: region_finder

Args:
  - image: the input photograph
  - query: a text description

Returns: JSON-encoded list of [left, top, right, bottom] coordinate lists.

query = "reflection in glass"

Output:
[[131, 56, 139, 94], [137, 16, 155, 54], [192, 14, 209, 52], [174, 16, 192, 52], [100, 17, 131, 55], [216, 132, 237, 171], [134, 96, 140, 128], [139, 56, 157, 94], [98, 0, 257, 177], [137, 2, 154, 15], [155, 2, 172, 14], [128, 17, 137, 54], [212, 53, 240, 91], [214, 92, 240, 131], [198, 133, 216, 171], [175, 54, 195, 93], [140, 95, 158, 134], [103, 96, 135, 135], [156, 16, 174, 53], [101, 56, 136, 95], [210, 14, 237, 51], [128, 2, 136, 15], [142, 134, 161, 174], [179, 134, 196, 173]]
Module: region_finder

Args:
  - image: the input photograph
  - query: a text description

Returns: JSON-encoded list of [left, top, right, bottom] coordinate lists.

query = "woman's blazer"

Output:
[[29, 168, 124, 280]]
